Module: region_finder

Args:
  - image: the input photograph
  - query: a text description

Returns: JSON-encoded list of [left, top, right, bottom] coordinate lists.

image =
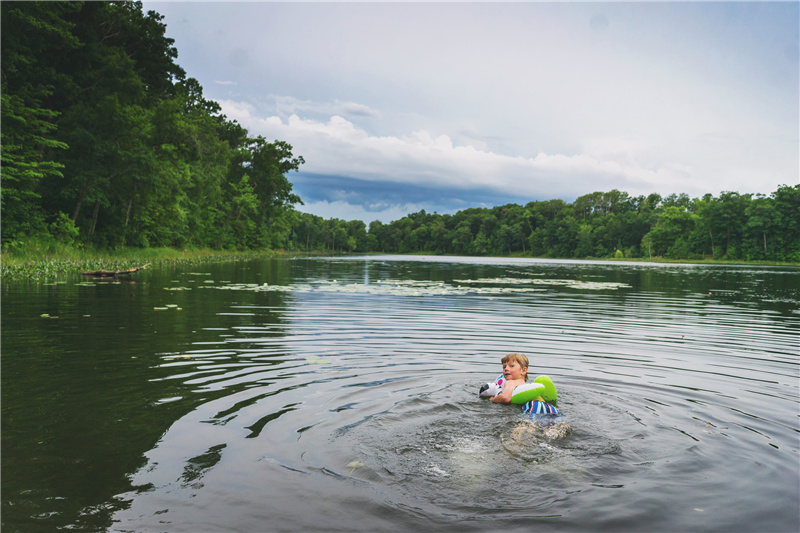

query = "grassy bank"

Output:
[[0, 242, 287, 282], [3, 242, 797, 282]]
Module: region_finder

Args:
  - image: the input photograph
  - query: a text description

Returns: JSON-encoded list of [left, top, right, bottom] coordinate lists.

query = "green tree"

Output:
[[2, 1, 309, 251], [347, 220, 368, 252], [575, 223, 594, 258], [0, 2, 79, 245], [646, 206, 695, 257], [743, 195, 779, 260], [39, 2, 188, 246], [691, 194, 720, 258], [368, 220, 386, 252], [492, 223, 513, 255], [771, 184, 800, 262], [451, 222, 473, 254], [715, 191, 751, 259]]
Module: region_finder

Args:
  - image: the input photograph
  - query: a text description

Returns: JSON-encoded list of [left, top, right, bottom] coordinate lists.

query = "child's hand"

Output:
[[490, 387, 513, 403]]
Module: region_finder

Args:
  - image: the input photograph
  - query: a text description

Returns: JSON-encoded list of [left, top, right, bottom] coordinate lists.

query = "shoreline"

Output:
[[0, 247, 305, 282], [3, 246, 797, 282]]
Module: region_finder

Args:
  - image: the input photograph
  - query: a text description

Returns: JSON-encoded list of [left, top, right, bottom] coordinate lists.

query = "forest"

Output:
[[2, 1, 303, 252], [290, 186, 799, 262], [3, 2, 799, 263]]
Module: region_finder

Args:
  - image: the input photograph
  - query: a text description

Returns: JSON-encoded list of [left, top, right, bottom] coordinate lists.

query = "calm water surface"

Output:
[[2, 256, 798, 532]]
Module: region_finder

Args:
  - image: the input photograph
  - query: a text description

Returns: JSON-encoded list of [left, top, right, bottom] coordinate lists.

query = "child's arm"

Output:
[[490, 382, 517, 403]]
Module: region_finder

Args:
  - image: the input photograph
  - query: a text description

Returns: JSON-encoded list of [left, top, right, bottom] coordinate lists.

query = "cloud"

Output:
[[290, 173, 521, 222], [228, 48, 249, 68], [296, 200, 431, 224], [214, 80, 237, 86], [269, 96, 380, 120], [340, 102, 380, 118], [589, 13, 609, 33], [220, 99, 696, 203]]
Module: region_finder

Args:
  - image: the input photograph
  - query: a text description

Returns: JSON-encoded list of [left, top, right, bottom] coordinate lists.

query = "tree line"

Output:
[[2, 1, 303, 251], [3, 2, 798, 263], [286, 186, 799, 262]]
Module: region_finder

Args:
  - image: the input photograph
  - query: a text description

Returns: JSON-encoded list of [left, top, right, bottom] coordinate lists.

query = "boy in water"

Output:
[[490, 353, 533, 403], [490, 353, 559, 416]]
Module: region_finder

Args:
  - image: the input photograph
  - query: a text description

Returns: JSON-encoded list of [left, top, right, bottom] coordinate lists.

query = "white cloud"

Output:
[[268, 95, 380, 120], [296, 200, 429, 224], [220, 100, 698, 200]]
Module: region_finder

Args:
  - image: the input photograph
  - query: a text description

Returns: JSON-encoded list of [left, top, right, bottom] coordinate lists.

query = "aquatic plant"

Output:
[[0, 245, 280, 282]]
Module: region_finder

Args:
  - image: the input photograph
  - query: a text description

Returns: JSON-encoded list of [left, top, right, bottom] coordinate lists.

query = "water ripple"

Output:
[[114, 259, 799, 532]]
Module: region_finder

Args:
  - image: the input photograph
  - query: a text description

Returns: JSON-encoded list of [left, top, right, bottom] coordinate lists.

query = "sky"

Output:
[[145, 1, 799, 223]]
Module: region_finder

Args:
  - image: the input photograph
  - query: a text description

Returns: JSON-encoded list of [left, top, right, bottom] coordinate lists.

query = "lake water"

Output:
[[2, 255, 798, 532]]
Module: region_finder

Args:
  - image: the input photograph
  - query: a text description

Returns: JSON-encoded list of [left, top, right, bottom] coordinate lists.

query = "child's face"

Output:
[[502, 359, 527, 381]]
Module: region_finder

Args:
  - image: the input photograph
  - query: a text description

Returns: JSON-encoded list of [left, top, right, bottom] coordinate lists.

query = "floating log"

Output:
[[82, 263, 151, 277]]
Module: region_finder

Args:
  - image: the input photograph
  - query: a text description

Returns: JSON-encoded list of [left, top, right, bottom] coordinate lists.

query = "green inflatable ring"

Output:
[[510, 375, 557, 404]]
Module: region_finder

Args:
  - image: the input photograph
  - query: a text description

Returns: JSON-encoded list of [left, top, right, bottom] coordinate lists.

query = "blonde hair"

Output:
[[501, 352, 529, 381]]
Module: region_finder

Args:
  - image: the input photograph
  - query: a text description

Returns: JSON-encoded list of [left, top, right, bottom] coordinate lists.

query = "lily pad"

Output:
[[347, 461, 364, 474]]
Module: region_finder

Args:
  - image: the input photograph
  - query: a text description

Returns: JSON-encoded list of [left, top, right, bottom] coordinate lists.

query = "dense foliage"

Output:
[[2, 2, 797, 263], [2, 1, 303, 251], [286, 186, 800, 262]]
